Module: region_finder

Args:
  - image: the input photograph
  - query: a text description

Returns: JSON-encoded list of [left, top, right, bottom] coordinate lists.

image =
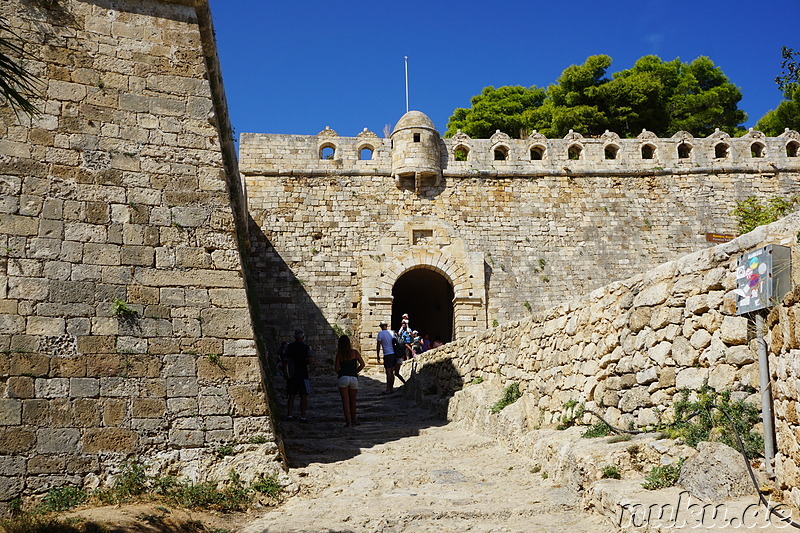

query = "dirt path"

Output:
[[242, 367, 615, 533]]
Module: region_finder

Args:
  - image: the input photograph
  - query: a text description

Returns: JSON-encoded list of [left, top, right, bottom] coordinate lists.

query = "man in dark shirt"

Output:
[[285, 329, 313, 422]]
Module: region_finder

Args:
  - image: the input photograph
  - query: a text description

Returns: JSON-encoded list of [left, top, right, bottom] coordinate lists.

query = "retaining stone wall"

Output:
[[0, 0, 279, 508], [406, 213, 800, 505]]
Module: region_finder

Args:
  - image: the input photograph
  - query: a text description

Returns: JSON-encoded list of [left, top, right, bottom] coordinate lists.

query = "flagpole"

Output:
[[404, 56, 409, 113]]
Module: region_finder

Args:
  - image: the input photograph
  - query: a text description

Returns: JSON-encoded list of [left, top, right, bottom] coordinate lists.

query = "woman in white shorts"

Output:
[[335, 335, 366, 427]]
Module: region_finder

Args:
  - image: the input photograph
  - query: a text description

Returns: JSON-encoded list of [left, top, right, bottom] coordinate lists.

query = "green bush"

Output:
[[215, 443, 236, 458], [662, 383, 763, 458], [601, 465, 621, 479], [490, 382, 522, 414], [582, 421, 612, 438], [642, 459, 685, 490], [556, 400, 585, 430], [251, 473, 283, 498], [39, 486, 86, 512], [731, 195, 799, 234]]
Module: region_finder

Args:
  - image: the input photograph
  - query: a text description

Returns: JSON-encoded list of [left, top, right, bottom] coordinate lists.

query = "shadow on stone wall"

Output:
[[403, 357, 464, 419], [245, 215, 341, 373]]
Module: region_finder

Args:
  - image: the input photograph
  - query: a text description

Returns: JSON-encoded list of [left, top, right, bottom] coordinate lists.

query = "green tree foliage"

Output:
[[776, 46, 799, 91], [447, 85, 546, 139], [445, 55, 746, 139], [755, 84, 800, 136], [731, 195, 800, 234], [0, 16, 40, 117]]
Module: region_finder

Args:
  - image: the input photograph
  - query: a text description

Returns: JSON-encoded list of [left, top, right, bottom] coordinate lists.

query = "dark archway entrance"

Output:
[[392, 268, 454, 343]]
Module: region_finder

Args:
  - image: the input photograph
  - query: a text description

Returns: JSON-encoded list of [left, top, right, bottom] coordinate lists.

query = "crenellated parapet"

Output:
[[445, 127, 800, 175], [240, 114, 800, 182]]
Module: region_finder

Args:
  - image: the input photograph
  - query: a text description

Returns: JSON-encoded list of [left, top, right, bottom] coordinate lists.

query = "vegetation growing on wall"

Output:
[[731, 195, 800, 234]]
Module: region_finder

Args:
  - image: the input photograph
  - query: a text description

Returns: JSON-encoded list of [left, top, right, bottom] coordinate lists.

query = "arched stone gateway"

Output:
[[358, 219, 486, 361], [392, 267, 455, 342]]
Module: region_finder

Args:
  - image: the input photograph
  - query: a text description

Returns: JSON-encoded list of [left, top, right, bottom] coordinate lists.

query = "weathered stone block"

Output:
[[229, 384, 268, 416], [675, 367, 709, 390], [77, 335, 115, 354], [689, 328, 712, 350], [69, 377, 99, 397], [679, 441, 751, 501], [628, 307, 651, 333], [22, 399, 49, 425], [102, 398, 127, 426], [726, 345, 755, 365], [100, 377, 139, 397], [200, 309, 253, 339], [163, 354, 195, 377], [0, 400, 22, 425], [28, 455, 66, 474], [34, 378, 69, 398], [0, 476, 23, 500], [0, 456, 25, 478], [86, 353, 126, 376], [167, 398, 198, 417], [198, 395, 230, 415], [169, 428, 204, 448], [632, 281, 672, 307], [36, 428, 80, 454], [131, 398, 166, 418], [7, 376, 34, 398], [720, 316, 748, 345], [83, 428, 137, 454], [166, 377, 199, 397], [72, 398, 101, 427], [0, 428, 34, 454], [197, 356, 233, 380], [671, 336, 698, 367], [121, 245, 155, 266]]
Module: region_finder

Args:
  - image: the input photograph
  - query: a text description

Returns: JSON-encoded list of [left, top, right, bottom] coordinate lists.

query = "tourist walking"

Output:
[[334, 335, 365, 427], [377, 321, 404, 394], [285, 329, 313, 422]]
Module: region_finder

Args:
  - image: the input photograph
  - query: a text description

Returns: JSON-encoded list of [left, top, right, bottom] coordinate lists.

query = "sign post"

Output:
[[734, 244, 791, 477]]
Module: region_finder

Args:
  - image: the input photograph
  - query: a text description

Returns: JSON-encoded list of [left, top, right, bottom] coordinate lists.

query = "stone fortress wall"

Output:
[[0, 0, 280, 509], [3, 0, 800, 514], [406, 212, 800, 509], [240, 118, 800, 362]]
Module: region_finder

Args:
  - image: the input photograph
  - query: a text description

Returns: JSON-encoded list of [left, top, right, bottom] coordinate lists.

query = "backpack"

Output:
[[391, 334, 405, 356]]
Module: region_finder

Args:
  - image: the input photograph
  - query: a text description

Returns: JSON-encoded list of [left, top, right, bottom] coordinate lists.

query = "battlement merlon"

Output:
[[238, 113, 800, 179]]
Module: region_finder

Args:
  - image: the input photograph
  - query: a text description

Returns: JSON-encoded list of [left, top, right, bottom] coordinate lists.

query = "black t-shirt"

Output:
[[285, 341, 312, 380]]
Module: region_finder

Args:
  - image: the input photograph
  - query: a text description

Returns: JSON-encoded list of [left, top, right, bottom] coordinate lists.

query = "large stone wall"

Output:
[[240, 127, 800, 362], [0, 0, 280, 508], [405, 212, 800, 506]]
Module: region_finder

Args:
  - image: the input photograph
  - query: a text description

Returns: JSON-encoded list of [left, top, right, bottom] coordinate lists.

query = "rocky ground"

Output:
[[241, 366, 616, 533]]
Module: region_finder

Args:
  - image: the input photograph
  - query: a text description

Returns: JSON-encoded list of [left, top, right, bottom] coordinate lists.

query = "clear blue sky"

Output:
[[208, 0, 797, 139]]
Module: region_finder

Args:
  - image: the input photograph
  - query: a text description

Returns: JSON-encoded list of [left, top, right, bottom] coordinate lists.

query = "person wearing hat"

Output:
[[285, 328, 313, 422], [376, 321, 404, 393]]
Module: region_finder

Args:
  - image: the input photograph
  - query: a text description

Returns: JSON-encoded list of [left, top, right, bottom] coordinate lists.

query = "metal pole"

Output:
[[404, 56, 409, 113], [756, 311, 776, 476]]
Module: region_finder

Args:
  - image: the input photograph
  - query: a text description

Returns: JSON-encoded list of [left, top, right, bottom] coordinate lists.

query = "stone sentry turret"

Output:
[[390, 110, 442, 189]]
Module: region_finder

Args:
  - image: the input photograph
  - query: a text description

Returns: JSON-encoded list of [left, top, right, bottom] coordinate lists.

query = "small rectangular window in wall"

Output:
[[413, 229, 433, 245], [413, 133, 421, 142]]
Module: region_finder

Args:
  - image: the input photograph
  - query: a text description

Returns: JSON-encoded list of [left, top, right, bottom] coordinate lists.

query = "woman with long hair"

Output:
[[335, 335, 366, 427]]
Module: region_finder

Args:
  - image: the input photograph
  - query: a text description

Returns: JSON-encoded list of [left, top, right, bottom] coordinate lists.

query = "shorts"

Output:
[[383, 353, 398, 368], [287, 378, 310, 396], [337, 375, 358, 389]]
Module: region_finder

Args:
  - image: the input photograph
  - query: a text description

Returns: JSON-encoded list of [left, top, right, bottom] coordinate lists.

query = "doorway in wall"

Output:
[[391, 268, 454, 343]]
